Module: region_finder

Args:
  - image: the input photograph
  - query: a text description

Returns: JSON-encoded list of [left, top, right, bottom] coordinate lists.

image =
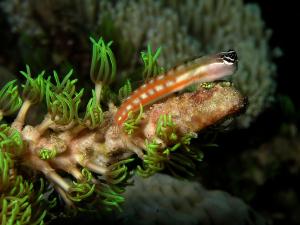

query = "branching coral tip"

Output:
[[115, 50, 238, 126]]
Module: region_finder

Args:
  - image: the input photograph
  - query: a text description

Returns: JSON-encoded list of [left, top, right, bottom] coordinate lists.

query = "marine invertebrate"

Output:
[[0, 37, 245, 223]]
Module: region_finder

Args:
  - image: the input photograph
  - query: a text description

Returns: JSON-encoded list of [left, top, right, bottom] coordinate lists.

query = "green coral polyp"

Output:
[[44, 70, 84, 125], [136, 139, 164, 178], [0, 124, 23, 156], [90, 37, 116, 85], [156, 114, 176, 140], [105, 158, 135, 185], [46, 84, 83, 125], [137, 115, 200, 178], [143, 115, 199, 177], [141, 44, 164, 80], [123, 104, 144, 135], [39, 148, 57, 160], [0, 80, 22, 120], [51, 70, 77, 95], [0, 149, 46, 225], [20, 65, 45, 104], [98, 184, 125, 212], [118, 79, 132, 102], [69, 170, 95, 202], [82, 90, 104, 129], [0, 151, 13, 191]]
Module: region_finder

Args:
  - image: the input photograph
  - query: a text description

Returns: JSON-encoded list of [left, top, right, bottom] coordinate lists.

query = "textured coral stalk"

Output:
[[105, 82, 245, 156], [142, 83, 245, 138], [19, 82, 244, 182]]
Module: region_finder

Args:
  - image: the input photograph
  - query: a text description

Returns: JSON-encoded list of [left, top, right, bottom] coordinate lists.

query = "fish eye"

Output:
[[222, 50, 238, 64]]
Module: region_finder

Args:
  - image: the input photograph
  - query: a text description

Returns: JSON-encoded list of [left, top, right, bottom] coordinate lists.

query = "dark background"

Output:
[[250, 1, 298, 110]]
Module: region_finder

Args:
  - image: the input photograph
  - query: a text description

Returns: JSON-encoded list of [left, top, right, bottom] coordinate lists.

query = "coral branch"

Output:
[[95, 83, 103, 104], [12, 100, 31, 131], [35, 114, 54, 137], [104, 82, 245, 158], [84, 161, 108, 175], [142, 82, 245, 138], [44, 169, 71, 193]]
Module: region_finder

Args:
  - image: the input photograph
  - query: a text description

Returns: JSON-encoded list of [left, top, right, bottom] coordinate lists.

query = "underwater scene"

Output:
[[0, 0, 298, 225]]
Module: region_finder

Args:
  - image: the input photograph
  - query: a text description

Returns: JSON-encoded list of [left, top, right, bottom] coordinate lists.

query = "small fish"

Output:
[[115, 50, 238, 126]]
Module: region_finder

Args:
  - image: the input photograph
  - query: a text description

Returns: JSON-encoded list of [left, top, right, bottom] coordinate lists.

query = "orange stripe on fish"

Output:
[[115, 50, 238, 126]]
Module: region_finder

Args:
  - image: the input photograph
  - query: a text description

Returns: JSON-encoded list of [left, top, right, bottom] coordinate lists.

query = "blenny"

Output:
[[115, 50, 238, 126]]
